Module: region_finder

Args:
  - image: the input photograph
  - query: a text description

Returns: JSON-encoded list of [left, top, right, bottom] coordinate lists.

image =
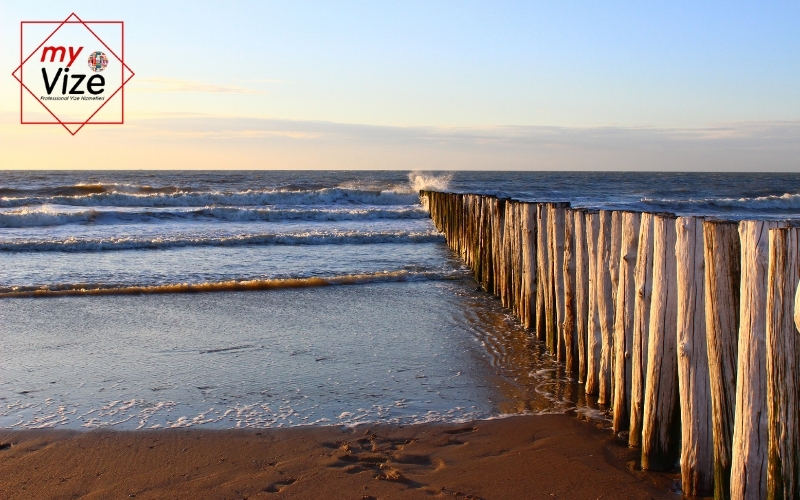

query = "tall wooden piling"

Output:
[[704, 220, 741, 500], [630, 212, 654, 448], [676, 216, 713, 496], [642, 213, 680, 472], [766, 227, 800, 500], [586, 211, 602, 396], [731, 220, 782, 500], [612, 211, 641, 434], [536, 204, 550, 342], [550, 203, 568, 361], [597, 210, 615, 405], [574, 210, 590, 383], [520, 203, 537, 330], [563, 210, 578, 373]]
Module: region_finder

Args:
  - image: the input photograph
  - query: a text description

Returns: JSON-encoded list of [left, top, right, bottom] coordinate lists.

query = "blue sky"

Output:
[[0, 1, 798, 169]]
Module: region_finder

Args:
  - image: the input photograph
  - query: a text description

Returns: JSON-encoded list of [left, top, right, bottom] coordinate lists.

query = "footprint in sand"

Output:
[[263, 478, 297, 493]]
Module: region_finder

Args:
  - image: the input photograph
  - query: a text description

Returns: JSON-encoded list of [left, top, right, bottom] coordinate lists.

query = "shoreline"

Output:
[[0, 414, 676, 499]]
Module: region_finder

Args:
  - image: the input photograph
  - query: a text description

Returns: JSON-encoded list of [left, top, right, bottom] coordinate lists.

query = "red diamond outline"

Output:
[[11, 12, 135, 136]]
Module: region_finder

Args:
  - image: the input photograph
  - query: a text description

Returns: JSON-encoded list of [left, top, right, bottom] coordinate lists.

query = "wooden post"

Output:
[[574, 210, 590, 383], [550, 203, 568, 361], [586, 211, 602, 396], [642, 213, 680, 472], [520, 203, 538, 330], [731, 220, 782, 500], [536, 204, 549, 342], [676, 216, 713, 496], [612, 211, 641, 434], [564, 209, 577, 373], [492, 198, 506, 299], [501, 200, 514, 309], [766, 227, 800, 500], [597, 210, 615, 405], [630, 212, 654, 448], [511, 202, 524, 320], [704, 220, 741, 500]]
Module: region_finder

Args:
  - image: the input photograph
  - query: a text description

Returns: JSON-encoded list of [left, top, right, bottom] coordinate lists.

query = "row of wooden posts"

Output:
[[420, 190, 800, 500]]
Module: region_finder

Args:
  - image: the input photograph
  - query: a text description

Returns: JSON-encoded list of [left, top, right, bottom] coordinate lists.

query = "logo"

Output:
[[88, 51, 108, 72], [11, 13, 135, 135]]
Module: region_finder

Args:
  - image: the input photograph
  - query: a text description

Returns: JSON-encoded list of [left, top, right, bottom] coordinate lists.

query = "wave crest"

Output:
[[1, 187, 422, 208], [0, 230, 445, 252], [0, 270, 458, 298]]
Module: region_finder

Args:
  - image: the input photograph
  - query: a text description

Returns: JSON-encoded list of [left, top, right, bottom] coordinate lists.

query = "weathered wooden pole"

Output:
[[766, 227, 800, 500], [731, 220, 782, 500], [491, 198, 506, 299], [597, 210, 615, 405], [520, 203, 538, 330], [511, 202, 524, 319], [563, 209, 577, 373], [612, 211, 641, 434], [536, 204, 550, 342], [574, 210, 590, 383], [586, 210, 602, 396], [550, 203, 568, 361], [642, 213, 680, 472], [629, 212, 655, 448], [676, 216, 713, 496], [501, 200, 514, 309], [704, 219, 741, 500], [482, 196, 494, 292]]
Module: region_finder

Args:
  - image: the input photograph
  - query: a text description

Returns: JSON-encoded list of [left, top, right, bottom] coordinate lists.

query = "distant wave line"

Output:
[[0, 270, 459, 298], [0, 187, 422, 208], [0, 230, 445, 252], [0, 205, 429, 228]]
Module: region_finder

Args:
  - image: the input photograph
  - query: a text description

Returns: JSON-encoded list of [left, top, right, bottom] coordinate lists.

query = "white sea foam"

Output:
[[0, 205, 429, 228], [0, 229, 445, 252], [640, 192, 800, 212], [408, 171, 452, 192], [0, 187, 422, 208]]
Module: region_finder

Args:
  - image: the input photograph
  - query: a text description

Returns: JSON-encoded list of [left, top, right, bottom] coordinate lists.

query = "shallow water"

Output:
[[1, 280, 595, 429]]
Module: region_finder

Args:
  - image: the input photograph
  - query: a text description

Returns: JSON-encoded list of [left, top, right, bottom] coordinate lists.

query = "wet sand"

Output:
[[0, 414, 676, 499]]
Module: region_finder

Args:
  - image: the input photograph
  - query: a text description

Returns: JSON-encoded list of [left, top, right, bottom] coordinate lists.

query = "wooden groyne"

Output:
[[421, 190, 800, 500]]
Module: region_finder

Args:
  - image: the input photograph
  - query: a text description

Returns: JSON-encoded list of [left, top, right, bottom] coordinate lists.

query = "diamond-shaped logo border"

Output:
[[11, 12, 135, 136]]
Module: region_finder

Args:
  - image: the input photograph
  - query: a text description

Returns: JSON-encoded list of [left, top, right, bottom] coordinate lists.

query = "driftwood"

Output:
[[731, 220, 782, 500], [597, 210, 615, 405], [574, 210, 590, 383], [675, 216, 713, 496], [630, 212, 654, 448], [612, 211, 640, 434], [641, 213, 680, 472], [766, 227, 800, 500], [703, 220, 741, 500], [563, 210, 577, 373], [585, 211, 602, 396]]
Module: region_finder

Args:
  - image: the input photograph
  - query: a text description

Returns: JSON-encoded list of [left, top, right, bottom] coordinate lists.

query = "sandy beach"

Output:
[[0, 414, 675, 499]]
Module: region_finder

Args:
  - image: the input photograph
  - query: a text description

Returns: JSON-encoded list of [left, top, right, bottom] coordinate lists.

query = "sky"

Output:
[[0, 1, 798, 170]]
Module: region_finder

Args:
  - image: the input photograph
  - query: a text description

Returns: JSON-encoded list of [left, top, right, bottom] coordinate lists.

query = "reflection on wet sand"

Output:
[[444, 279, 609, 423]]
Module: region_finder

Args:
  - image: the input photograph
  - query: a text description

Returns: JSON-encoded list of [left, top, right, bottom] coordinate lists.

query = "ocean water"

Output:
[[2, 170, 799, 430]]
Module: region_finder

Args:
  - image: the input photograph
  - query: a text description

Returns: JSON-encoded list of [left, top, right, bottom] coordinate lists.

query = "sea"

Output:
[[2, 170, 800, 430]]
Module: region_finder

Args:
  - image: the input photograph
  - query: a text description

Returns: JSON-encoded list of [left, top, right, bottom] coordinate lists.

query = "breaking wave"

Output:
[[640, 192, 800, 214], [0, 229, 445, 252], [0, 186, 422, 208], [0, 270, 458, 298], [0, 205, 429, 228]]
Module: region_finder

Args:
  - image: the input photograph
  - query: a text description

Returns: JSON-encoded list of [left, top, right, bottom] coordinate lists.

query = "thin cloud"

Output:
[[129, 77, 266, 94]]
